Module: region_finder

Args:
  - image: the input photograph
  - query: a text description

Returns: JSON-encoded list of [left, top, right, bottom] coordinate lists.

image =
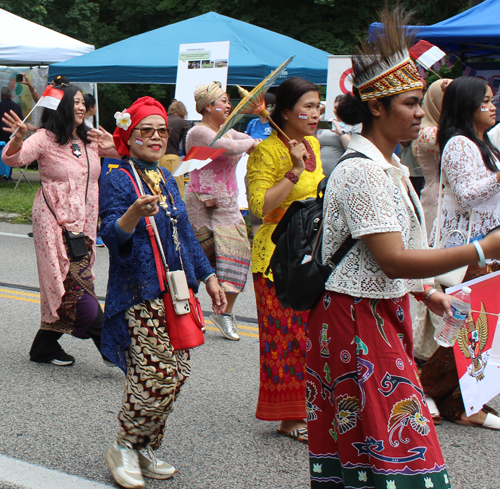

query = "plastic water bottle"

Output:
[[434, 286, 472, 347]]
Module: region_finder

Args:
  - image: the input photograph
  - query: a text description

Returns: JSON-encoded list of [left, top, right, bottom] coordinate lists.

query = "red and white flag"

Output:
[[37, 86, 64, 110], [171, 146, 226, 177], [409, 40, 446, 71], [446, 271, 500, 416]]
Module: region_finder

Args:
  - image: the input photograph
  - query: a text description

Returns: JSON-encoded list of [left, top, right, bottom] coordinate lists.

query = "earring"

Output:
[[207, 110, 211, 114]]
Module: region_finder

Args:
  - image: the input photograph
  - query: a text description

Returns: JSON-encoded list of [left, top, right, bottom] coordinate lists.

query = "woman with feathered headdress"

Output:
[[305, 8, 500, 488]]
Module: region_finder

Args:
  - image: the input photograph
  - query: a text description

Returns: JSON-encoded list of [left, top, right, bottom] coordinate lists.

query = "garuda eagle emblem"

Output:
[[457, 301, 489, 381]]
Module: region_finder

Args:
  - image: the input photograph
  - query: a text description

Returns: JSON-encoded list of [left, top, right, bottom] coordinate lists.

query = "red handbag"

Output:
[[120, 167, 205, 350]]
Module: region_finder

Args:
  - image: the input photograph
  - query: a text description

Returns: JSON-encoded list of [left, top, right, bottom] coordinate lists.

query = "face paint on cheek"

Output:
[[481, 106, 489, 111], [298, 113, 308, 119], [135, 137, 144, 145], [215, 107, 223, 111]]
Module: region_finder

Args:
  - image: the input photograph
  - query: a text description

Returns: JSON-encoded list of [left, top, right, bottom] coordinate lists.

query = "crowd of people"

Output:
[[4, 8, 500, 488]]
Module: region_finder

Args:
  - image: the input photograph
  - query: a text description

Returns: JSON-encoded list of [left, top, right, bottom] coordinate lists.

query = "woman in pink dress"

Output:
[[185, 81, 259, 341], [2, 85, 118, 366]]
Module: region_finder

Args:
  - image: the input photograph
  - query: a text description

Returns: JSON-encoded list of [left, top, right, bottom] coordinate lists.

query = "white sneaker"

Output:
[[210, 313, 240, 341], [139, 448, 176, 479], [105, 441, 145, 489]]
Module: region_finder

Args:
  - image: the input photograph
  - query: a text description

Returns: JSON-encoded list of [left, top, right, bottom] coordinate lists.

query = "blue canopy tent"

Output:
[[49, 12, 330, 85], [370, 0, 500, 58]]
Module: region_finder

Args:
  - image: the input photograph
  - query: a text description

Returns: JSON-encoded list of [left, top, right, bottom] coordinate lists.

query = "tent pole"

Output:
[[94, 83, 99, 129]]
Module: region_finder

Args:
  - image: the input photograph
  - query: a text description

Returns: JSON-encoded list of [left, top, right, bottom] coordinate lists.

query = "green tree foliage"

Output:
[[0, 0, 469, 127]]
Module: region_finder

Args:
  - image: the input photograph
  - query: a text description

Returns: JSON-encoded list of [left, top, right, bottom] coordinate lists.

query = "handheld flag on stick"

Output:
[[171, 146, 226, 177], [409, 40, 446, 71], [10, 86, 64, 139]]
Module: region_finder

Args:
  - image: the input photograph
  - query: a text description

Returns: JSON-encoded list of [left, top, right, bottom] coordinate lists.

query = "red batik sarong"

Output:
[[307, 291, 451, 489]]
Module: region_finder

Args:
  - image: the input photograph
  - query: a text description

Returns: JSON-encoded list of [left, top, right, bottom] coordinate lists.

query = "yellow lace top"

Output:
[[247, 131, 324, 279]]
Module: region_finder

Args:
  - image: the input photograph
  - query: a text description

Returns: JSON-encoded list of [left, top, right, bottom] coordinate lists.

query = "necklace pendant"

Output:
[[71, 143, 82, 158]]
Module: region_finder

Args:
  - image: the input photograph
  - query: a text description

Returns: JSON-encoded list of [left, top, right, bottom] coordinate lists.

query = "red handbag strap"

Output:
[[120, 167, 167, 293]]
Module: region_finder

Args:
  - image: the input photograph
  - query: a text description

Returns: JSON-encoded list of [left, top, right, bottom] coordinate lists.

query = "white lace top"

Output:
[[323, 134, 431, 299], [429, 135, 500, 250]]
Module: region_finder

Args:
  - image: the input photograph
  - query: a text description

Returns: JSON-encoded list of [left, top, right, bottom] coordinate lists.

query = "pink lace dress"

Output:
[[3, 129, 117, 323], [185, 125, 255, 293]]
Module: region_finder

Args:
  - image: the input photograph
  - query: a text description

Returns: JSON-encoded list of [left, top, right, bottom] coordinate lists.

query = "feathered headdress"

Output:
[[352, 8, 423, 101]]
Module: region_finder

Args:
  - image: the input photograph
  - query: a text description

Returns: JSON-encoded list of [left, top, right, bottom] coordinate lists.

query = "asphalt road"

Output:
[[0, 220, 499, 489]]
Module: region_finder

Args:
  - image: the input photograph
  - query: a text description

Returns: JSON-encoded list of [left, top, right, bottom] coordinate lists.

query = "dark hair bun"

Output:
[[336, 91, 369, 125]]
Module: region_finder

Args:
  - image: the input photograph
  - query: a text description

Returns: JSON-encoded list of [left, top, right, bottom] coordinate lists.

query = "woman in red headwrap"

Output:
[[97, 96, 227, 489], [2, 85, 119, 367]]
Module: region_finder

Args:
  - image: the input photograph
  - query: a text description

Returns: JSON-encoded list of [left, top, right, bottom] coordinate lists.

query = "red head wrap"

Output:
[[112, 96, 168, 157]]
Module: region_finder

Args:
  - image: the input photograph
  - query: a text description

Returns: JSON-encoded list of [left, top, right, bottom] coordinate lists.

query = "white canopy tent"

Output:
[[0, 8, 94, 64]]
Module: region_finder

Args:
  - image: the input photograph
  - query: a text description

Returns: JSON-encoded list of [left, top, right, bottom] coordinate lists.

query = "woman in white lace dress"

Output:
[[419, 76, 500, 429]]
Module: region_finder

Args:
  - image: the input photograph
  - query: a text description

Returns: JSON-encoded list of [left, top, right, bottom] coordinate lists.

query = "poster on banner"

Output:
[[325, 55, 353, 120], [446, 271, 500, 416], [175, 41, 230, 121]]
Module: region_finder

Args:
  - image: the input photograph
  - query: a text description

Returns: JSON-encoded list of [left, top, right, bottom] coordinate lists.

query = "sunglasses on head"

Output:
[[133, 126, 172, 138]]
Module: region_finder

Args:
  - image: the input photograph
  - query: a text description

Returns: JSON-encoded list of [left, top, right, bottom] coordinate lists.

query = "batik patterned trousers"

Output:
[[116, 297, 191, 450]]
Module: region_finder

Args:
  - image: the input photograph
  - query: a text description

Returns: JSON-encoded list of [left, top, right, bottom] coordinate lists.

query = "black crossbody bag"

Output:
[[42, 141, 90, 259]]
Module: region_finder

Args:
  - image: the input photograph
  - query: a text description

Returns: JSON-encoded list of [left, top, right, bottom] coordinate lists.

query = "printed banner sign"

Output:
[[446, 271, 500, 416], [175, 41, 230, 121]]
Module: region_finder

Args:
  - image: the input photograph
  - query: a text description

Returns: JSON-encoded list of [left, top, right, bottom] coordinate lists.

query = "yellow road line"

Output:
[[0, 287, 40, 298], [0, 293, 40, 304]]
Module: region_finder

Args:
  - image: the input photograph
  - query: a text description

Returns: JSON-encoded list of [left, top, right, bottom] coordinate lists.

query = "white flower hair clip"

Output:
[[114, 110, 132, 130]]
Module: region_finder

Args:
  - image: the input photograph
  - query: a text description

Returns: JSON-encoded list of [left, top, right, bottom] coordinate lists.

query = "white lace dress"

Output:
[[429, 136, 500, 253]]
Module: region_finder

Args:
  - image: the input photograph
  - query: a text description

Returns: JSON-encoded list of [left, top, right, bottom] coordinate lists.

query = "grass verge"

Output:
[[0, 180, 40, 224]]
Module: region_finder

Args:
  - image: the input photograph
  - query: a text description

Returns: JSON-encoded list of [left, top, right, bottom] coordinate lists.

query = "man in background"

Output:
[[0, 86, 23, 143]]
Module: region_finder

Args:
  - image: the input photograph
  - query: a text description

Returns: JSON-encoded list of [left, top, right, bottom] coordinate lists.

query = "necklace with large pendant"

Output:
[[71, 141, 81, 158]]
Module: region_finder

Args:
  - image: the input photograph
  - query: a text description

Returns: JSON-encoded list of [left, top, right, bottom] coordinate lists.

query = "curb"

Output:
[[0, 212, 25, 222]]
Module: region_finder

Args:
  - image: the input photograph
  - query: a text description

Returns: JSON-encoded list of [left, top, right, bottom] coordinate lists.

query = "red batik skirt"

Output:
[[306, 291, 451, 489], [253, 273, 308, 421]]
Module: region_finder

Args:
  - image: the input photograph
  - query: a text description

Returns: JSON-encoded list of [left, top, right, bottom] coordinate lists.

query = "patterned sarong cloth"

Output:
[[194, 222, 251, 293], [40, 237, 97, 335], [116, 297, 191, 450], [307, 291, 451, 489], [253, 273, 308, 421]]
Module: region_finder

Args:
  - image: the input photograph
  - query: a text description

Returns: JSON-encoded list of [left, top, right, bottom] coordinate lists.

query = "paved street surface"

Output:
[[0, 220, 499, 489]]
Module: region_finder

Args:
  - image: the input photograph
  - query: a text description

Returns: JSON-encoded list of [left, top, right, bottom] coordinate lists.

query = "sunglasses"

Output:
[[133, 126, 172, 138]]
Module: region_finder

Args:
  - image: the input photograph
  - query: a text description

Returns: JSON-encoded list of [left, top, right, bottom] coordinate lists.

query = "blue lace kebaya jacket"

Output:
[[99, 160, 214, 371]]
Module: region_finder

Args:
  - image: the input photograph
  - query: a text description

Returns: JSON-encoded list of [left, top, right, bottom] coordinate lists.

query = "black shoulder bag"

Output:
[[269, 151, 369, 311]]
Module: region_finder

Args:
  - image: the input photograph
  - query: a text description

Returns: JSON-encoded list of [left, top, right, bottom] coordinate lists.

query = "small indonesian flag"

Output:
[[409, 40, 446, 71], [38, 86, 64, 110], [171, 146, 226, 177]]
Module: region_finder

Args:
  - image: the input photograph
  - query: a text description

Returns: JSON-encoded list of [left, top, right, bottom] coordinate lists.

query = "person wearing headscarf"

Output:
[[185, 81, 259, 341], [2, 85, 118, 366], [97, 96, 227, 489], [415, 78, 452, 236], [305, 8, 500, 488]]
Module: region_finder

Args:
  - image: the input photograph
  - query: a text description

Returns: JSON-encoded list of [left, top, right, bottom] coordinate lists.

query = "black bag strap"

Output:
[[322, 151, 371, 269], [41, 141, 90, 228]]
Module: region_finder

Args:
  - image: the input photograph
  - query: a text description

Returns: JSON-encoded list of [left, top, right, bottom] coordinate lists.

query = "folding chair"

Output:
[[14, 162, 33, 190]]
